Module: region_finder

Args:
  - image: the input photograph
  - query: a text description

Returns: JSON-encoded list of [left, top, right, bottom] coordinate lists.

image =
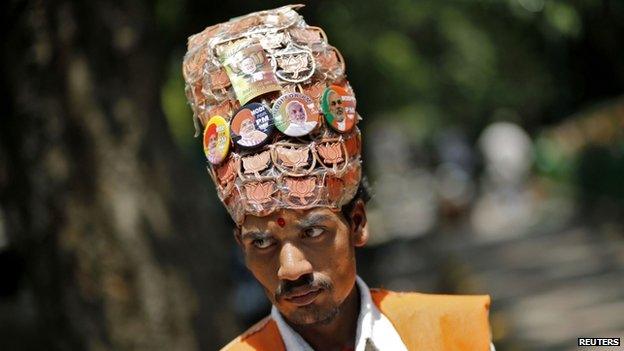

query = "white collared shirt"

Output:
[[271, 276, 408, 351]]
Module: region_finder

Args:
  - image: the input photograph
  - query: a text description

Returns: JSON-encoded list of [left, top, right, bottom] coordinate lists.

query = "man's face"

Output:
[[208, 134, 217, 153], [329, 91, 345, 122], [238, 206, 367, 326], [240, 57, 257, 75], [287, 101, 307, 125], [240, 117, 256, 137]]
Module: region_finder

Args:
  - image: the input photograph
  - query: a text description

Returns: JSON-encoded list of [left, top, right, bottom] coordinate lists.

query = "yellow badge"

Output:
[[203, 116, 231, 165]]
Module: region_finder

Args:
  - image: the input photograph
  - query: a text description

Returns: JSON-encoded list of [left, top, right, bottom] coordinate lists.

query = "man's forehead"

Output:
[[242, 207, 340, 229]]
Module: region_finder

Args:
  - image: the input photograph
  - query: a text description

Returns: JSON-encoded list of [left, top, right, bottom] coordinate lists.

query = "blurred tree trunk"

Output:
[[1, 1, 235, 350]]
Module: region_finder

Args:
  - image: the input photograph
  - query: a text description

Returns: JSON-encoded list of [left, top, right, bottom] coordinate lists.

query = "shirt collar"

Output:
[[271, 276, 407, 351]]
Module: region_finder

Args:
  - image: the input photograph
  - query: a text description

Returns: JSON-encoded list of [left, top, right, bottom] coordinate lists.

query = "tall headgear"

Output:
[[183, 5, 362, 225]]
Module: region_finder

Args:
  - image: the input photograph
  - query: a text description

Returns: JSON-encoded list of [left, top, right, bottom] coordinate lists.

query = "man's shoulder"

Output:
[[370, 288, 492, 351], [370, 287, 491, 309], [220, 315, 284, 351]]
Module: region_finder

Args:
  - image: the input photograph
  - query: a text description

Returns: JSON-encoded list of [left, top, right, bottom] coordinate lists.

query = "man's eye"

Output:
[[252, 238, 273, 249], [304, 227, 324, 238]]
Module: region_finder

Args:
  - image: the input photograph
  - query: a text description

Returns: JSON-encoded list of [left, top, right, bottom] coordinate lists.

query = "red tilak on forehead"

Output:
[[277, 217, 286, 227]]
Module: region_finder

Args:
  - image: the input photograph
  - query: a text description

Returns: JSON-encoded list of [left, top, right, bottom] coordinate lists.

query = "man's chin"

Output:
[[282, 304, 340, 327]]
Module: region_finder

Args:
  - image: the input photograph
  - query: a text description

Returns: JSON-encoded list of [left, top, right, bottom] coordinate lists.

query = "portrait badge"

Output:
[[230, 103, 274, 149], [321, 85, 357, 133], [272, 92, 319, 137], [218, 39, 282, 105], [203, 115, 231, 165]]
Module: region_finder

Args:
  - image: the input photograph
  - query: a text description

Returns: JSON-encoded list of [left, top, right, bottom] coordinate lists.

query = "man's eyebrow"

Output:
[[240, 231, 271, 242], [297, 213, 334, 228]]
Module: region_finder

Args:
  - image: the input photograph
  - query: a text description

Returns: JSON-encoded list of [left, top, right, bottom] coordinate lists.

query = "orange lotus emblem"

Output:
[[229, 15, 260, 33], [183, 49, 208, 82], [343, 167, 361, 187], [276, 146, 309, 169], [242, 151, 271, 176], [192, 81, 207, 106], [224, 187, 241, 211], [210, 69, 231, 91], [244, 181, 275, 204], [326, 176, 344, 202], [344, 134, 361, 156], [210, 100, 238, 117], [285, 177, 317, 204], [317, 142, 343, 164], [316, 50, 338, 70], [302, 82, 326, 101], [290, 28, 323, 44], [216, 157, 237, 185]]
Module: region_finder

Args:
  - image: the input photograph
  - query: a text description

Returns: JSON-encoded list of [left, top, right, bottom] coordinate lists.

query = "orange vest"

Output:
[[221, 289, 491, 351]]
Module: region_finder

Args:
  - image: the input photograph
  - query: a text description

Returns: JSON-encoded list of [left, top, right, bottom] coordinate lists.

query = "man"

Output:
[[203, 124, 219, 164], [239, 117, 267, 147], [321, 85, 357, 133], [328, 90, 346, 130], [283, 100, 317, 136], [233, 110, 268, 148], [182, 5, 493, 351]]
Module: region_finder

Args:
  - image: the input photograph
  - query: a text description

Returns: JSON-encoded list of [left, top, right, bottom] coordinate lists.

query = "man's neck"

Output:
[[288, 282, 360, 351]]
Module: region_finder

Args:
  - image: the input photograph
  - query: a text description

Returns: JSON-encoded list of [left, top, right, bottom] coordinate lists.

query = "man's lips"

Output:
[[283, 287, 323, 306]]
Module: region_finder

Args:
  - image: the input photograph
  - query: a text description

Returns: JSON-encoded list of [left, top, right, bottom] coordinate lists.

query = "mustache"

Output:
[[275, 274, 333, 301]]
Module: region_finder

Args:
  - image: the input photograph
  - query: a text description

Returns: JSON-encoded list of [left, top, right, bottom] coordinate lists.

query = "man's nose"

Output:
[[277, 242, 313, 281]]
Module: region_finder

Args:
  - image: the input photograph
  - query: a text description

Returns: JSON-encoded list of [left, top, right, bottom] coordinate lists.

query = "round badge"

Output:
[[321, 85, 357, 133], [230, 103, 274, 149], [272, 92, 319, 137], [203, 115, 231, 165]]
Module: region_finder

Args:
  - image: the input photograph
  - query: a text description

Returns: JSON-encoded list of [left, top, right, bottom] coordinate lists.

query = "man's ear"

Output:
[[348, 200, 369, 247]]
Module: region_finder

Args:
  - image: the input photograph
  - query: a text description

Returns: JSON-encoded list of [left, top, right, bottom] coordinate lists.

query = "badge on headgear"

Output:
[[230, 103, 274, 149], [321, 85, 356, 133], [272, 92, 319, 137], [203, 116, 230, 165]]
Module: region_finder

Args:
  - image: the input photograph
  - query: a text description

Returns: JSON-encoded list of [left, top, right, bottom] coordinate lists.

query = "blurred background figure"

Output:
[[472, 121, 536, 240], [368, 125, 438, 241], [1, 1, 623, 350]]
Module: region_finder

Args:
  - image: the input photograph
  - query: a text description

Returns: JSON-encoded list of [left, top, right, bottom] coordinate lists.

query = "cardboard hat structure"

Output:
[[183, 5, 363, 225]]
